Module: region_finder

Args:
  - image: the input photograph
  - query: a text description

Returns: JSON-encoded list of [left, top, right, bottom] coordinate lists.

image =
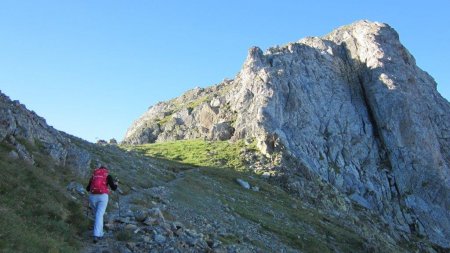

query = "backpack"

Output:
[[90, 167, 109, 194]]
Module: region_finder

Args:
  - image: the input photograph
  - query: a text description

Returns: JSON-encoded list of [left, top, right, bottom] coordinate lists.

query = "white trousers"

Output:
[[89, 193, 108, 237]]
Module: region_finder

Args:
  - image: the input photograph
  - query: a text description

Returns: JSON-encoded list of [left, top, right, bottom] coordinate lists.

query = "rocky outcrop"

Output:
[[123, 83, 237, 144], [123, 20, 450, 248], [0, 91, 92, 176]]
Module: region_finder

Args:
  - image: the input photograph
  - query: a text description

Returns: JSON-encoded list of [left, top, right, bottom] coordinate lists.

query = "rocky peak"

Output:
[[244, 46, 266, 70], [122, 20, 450, 249]]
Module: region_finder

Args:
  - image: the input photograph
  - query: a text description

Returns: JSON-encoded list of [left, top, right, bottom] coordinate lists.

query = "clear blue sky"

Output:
[[1, 1, 449, 143]]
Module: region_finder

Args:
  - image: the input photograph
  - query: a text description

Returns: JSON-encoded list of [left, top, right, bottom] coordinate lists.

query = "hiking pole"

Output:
[[118, 191, 121, 218], [85, 196, 88, 217], [83, 194, 90, 218]]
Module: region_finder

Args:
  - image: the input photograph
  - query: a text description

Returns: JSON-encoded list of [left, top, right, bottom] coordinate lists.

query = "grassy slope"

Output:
[[126, 139, 257, 170], [0, 136, 417, 252], [125, 139, 407, 252], [0, 135, 177, 253], [0, 143, 88, 253]]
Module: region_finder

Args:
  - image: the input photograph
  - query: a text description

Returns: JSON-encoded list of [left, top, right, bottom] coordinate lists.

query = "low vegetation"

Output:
[[123, 139, 406, 252], [124, 139, 258, 170], [171, 167, 368, 252], [0, 137, 415, 252], [155, 94, 213, 126], [0, 143, 88, 253]]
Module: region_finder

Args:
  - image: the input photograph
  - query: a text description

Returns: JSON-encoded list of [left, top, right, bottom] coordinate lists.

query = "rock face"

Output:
[[0, 91, 92, 176], [123, 20, 450, 248]]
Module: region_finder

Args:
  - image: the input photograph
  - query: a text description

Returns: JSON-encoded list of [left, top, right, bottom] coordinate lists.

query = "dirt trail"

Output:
[[80, 191, 132, 253], [80, 171, 193, 253]]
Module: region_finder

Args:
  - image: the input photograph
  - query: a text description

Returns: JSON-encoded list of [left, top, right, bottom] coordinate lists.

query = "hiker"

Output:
[[86, 164, 118, 243]]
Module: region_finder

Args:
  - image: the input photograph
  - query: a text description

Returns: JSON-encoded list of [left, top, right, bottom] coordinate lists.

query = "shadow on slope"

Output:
[[0, 141, 88, 253], [124, 139, 412, 252]]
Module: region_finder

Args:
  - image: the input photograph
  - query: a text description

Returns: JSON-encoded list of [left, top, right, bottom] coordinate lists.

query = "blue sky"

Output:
[[1, 1, 449, 143]]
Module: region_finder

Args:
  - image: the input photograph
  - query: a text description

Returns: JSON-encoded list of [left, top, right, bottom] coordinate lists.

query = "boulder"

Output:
[[210, 122, 234, 141], [236, 179, 250, 190], [7, 150, 19, 160], [154, 234, 166, 244], [134, 210, 148, 222], [67, 181, 86, 196]]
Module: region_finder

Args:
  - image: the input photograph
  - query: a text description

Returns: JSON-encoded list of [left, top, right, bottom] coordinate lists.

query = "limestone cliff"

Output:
[[123, 20, 450, 248]]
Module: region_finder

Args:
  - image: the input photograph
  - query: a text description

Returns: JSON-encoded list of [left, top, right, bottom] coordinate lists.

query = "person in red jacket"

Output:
[[86, 165, 118, 243]]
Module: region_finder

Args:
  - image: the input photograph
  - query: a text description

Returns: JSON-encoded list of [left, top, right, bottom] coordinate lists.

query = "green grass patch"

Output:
[[124, 139, 257, 170], [0, 145, 88, 253], [186, 95, 212, 110], [157, 114, 173, 125]]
